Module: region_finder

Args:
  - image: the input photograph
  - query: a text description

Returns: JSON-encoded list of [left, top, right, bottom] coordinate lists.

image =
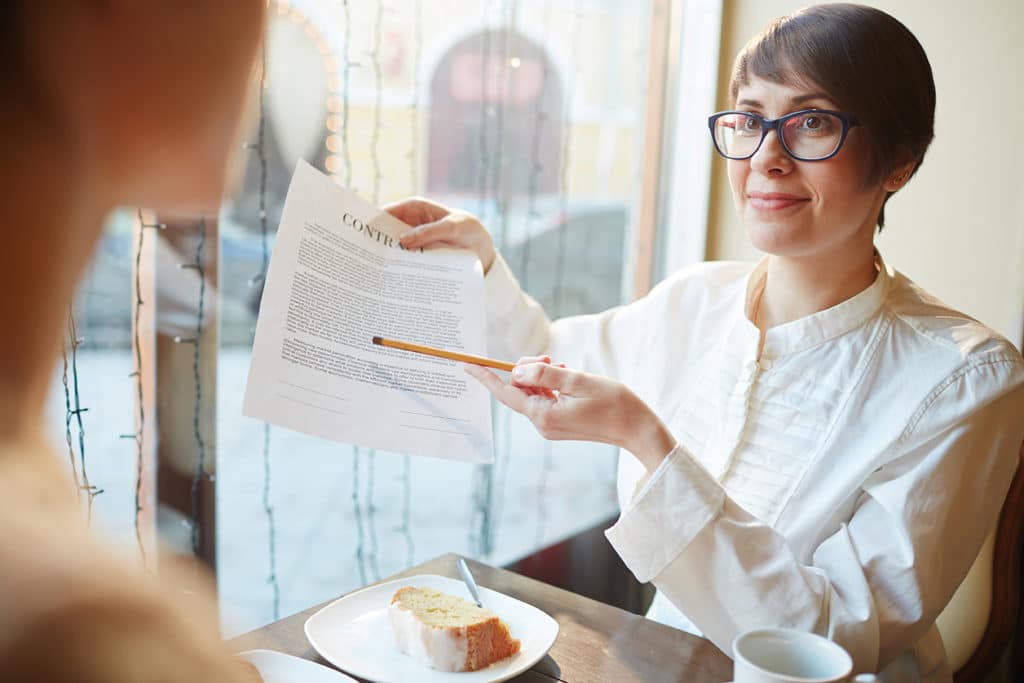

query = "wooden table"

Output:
[[231, 553, 732, 682]]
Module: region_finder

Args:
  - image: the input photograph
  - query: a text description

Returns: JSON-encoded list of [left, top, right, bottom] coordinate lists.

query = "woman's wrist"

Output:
[[623, 392, 676, 472]]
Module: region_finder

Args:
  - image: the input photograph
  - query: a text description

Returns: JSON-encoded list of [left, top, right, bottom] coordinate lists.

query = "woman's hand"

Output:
[[385, 197, 497, 274], [464, 360, 676, 472]]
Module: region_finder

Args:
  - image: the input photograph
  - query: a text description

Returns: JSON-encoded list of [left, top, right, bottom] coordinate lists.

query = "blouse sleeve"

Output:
[[482, 250, 652, 380], [605, 356, 1024, 673]]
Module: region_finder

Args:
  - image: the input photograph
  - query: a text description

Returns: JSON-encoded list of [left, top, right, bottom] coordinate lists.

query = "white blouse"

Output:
[[483, 250, 1024, 682]]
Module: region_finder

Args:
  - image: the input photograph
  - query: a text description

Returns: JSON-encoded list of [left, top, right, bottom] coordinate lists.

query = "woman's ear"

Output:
[[883, 159, 917, 192]]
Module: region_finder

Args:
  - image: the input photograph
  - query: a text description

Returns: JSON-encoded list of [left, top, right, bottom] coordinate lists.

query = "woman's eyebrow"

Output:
[[735, 93, 834, 110], [790, 92, 834, 106]]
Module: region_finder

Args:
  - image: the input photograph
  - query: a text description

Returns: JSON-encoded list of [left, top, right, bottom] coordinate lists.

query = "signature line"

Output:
[[399, 424, 472, 437], [278, 379, 349, 402], [277, 394, 349, 416], [399, 410, 471, 423]]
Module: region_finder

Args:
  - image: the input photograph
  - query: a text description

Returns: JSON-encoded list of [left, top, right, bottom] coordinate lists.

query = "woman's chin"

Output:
[[746, 220, 812, 256]]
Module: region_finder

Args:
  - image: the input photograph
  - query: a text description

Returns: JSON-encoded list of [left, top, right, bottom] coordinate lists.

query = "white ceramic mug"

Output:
[[732, 628, 862, 683]]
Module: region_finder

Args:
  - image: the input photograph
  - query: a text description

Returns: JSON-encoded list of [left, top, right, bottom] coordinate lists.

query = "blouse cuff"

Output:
[[605, 444, 725, 583], [483, 251, 522, 322]]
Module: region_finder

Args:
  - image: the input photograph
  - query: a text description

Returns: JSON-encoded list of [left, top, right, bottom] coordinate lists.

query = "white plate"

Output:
[[235, 649, 358, 683], [304, 574, 559, 683]]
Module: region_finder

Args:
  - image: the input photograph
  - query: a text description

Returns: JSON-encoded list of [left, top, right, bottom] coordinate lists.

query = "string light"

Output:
[[535, 0, 584, 545], [400, 0, 424, 570], [518, 0, 554, 289], [488, 2, 523, 561], [122, 210, 164, 567], [408, 0, 422, 194], [491, 18, 509, 236], [400, 455, 414, 567], [175, 219, 210, 561], [61, 328, 83, 499], [535, 441, 553, 546], [468, 0, 495, 563], [495, 0, 554, 547], [492, 402, 510, 553], [368, 1, 386, 206], [352, 446, 368, 585], [476, 0, 494, 227], [552, 0, 582, 319], [339, 0, 354, 187], [333, 0, 370, 585], [492, 1, 514, 254], [63, 311, 103, 520], [362, 0, 390, 582], [243, 34, 280, 619], [261, 422, 278, 617], [483, 0, 520, 561], [367, 451, 381, 581]]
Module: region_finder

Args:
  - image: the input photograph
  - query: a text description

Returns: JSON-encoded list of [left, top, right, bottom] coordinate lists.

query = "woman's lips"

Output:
[[747, 192, 809, 211]]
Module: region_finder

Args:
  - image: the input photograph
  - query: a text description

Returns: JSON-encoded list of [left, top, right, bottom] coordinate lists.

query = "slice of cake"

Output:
[[389, 586, 521, 672]]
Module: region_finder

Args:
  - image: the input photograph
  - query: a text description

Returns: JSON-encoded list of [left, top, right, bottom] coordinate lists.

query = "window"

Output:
[[48, 0, 721, 635]]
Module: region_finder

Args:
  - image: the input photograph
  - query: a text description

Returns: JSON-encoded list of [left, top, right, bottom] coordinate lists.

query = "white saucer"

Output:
[[235, 649, 357, 683]]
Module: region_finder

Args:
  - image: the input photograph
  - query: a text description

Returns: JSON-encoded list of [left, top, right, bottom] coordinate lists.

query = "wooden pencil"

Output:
[[372, 336, 516, 372]]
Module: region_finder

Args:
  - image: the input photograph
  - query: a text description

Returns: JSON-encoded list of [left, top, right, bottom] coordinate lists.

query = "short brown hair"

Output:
[[729, 3, 935, 229]]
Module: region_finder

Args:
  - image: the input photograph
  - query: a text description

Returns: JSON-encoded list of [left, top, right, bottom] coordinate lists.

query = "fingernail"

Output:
[[512, 367, 524, 379]]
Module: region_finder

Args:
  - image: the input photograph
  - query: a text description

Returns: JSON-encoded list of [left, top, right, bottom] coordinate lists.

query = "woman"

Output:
[[0, 2, 265, 681], [387, 4, 1024, 681]]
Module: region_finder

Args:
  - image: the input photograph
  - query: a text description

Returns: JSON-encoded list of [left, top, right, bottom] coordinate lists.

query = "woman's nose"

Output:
[[749, 129, 793, 175]]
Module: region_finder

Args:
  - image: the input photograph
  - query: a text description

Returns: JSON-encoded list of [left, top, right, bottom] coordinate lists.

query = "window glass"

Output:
[[49, 0, 655, 635]]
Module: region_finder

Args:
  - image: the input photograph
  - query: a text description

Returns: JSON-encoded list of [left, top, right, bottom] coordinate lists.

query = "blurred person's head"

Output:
[[2, 1, 265, 214], [0, 1, 264, 441], [714, 3, 935, 260]]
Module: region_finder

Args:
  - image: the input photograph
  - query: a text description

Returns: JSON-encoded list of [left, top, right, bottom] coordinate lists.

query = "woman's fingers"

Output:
[[463, 364, 531, 413], [511, 358, 555, 397], [399, 217, 460, 249], [383, 197, 448, 226], [468, 362, 668, 464], [390, 208, 496, 273], [511, 362, 588, 395], [515, 355, 551, 365]]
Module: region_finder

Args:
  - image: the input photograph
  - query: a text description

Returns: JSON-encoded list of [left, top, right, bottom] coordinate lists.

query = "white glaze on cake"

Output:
[[388, 601, 470, 672]]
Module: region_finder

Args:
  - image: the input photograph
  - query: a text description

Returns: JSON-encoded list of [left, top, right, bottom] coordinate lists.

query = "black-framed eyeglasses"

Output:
[[708, 109, 860, 162]]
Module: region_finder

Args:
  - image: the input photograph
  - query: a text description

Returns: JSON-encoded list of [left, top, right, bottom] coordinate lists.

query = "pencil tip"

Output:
[[372, 336, 382, 345]]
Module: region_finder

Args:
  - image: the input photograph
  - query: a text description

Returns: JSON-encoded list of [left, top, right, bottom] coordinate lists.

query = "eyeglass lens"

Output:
[[713, 112, 845, 160]]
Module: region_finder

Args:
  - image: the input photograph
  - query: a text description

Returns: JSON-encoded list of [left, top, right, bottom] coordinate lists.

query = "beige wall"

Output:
[[706, 0, 1024, 344]]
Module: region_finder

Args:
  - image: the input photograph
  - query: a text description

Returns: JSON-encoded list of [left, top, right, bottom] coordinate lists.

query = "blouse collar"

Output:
[[740, 251, 893, 358]]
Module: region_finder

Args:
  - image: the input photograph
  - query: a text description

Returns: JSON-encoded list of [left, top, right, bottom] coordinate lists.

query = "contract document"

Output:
[[243, 160, 493, 463]]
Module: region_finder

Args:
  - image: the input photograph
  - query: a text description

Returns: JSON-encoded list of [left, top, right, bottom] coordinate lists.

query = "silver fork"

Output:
[[457, 558, 483, 608]]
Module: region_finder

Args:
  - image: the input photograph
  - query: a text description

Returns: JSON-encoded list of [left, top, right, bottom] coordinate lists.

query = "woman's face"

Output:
[[728, 76, 888, 260]]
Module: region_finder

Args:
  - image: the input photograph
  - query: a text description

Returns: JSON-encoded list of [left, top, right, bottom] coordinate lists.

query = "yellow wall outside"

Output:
[[707, 0, 1024, 343], [271, 0, 646, 207], [333, 107, 636, 206]]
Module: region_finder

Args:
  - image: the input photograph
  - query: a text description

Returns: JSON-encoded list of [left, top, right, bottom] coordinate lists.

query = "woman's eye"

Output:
[[796, 114, 833, 133], [737, 116, 761, 135]]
